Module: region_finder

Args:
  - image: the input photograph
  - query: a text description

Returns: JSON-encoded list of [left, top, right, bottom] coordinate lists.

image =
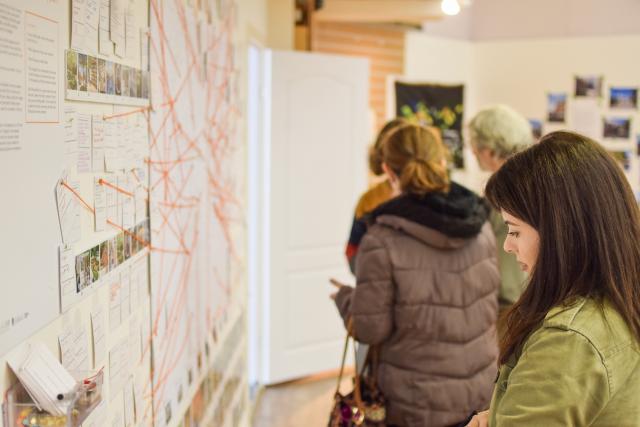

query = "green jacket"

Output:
[[489, 297, 640, 426], [489, 209, 526, 307]]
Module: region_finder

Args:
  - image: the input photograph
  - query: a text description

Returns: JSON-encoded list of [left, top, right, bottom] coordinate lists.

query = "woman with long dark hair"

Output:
[[467, 131, 640, 426]]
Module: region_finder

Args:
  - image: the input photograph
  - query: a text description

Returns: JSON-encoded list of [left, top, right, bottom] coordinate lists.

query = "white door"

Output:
[[262, 50, 369, 384]]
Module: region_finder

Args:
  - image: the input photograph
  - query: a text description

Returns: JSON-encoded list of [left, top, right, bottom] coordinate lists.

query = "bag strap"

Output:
[[334, 318, 354, 395]]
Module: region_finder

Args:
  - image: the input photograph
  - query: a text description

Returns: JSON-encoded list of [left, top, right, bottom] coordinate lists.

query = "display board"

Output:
[[0, 0, 248, 426], [148, 0, 247, 426]]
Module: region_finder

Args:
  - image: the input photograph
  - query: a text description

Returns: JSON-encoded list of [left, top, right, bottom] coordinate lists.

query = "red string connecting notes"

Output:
[[144, 0, 243, 421]]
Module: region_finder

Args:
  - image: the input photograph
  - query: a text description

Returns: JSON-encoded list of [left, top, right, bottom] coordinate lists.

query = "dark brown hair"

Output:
[[382, 123, 449, 196], [369, 118, 408, 175], [485, 131, 640, 364]]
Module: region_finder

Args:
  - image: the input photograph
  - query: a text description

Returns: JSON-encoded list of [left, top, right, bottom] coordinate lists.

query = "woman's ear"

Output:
[[382, 162, 402, 196]]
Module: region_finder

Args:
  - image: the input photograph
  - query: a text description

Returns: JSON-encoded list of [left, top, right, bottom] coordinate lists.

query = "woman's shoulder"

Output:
[[354, 180, 393, 219], [540, 297, 639, 361]]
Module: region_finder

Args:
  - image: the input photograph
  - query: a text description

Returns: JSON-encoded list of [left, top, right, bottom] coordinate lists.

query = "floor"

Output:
[[252, 371, 352, 427]]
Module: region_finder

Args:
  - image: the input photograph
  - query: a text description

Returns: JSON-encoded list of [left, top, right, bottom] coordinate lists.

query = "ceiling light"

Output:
[[441, 0, 461, 16]]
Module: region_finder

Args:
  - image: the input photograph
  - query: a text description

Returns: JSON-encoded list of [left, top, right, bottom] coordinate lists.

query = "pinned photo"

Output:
[[116, 232, 125, 264], [108, 237, 117, 270], [75, 250, 91, 292], [603, 117, 631, 139], [99, 241, 109, 275], [88, 56, 98, 92], [129, 69, 136, 98], [115, 63, 122, 96], [98, 58, 107, 94], [135, 70, 142, 98], [528, 119, 543, 140], [66, 50, 78, 90], [106, 61, 115, 95], [124, 231, 132, 260], [122, 66, 129, 98], [141, 71, 149, 99], [608, 151, 632, 172], [610, 87, 638, 109], [575, 75, 603, 98], [547, 93, 566, 123], [90, 246, 100, 282], [78, 53, 88, 92]]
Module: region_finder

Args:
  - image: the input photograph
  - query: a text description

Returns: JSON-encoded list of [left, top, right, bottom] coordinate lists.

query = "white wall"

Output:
[[405, 32, 640, 193], [422, 0, 640, 41]]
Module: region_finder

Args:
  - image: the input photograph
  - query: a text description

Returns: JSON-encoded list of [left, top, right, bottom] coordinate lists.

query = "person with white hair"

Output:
[[468, 105, 534, 313]]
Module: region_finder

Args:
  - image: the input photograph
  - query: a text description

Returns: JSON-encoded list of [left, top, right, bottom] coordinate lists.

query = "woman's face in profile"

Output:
[[501, 210, 540, 273]]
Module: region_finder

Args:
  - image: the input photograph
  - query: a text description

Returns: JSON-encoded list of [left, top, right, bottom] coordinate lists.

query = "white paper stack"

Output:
[[7, 342, 77, 416]]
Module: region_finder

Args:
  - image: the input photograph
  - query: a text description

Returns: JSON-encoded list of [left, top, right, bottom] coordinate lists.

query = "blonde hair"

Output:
[[382, 124, 450, 196]]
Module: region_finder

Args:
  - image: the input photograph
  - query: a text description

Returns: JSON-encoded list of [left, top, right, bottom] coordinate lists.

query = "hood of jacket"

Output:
[[369, 182, 491, 249]]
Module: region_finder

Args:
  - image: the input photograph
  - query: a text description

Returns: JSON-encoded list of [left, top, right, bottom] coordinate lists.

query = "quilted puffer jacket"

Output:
[[335, 182, 500, 427]]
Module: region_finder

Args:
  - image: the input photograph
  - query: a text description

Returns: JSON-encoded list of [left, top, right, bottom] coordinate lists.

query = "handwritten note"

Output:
[[77, 113, 92, 173], [94, 177, 107, 232], [59, 246, 75, 312], [58, 325, 89, 372], [90, 308, 106, 368], [56, 175, 81, 244]]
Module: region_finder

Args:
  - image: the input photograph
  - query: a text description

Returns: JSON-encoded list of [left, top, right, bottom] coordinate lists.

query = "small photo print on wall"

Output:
[[610, 87, 638, 109], [547, 93, 566, 122], [603, 117, 631, 139], [608, 151, 632, 172], [78, 53, 87, 91], [87, 56, 98, 92], [528, 119, 543, 140], [575, 75, 603, 98], [66, 50, 78, 90]]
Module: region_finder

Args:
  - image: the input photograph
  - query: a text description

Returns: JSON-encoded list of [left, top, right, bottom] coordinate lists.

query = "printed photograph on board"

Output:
[[66, 50, 78, 90], [141, 71, 149, 99], [116, 232, 125, 264], [106, 61, 115, 95], [608, 150, 632, 172], [122, 66, 129, 97], [135, 70, 142, 98], [75, 250, 91, 292], [610, 87, 638, 109], [547, 93, 566, 122], [528, 119, 543, 140], [575, 75, 603, 98], [89, 245, 100, 282], [78, 53, 88, 91], [115, 63, 122, 96], [98, 58, 107, 94], [87, 56, 98, 92], [124, 231, 132, 260], [129, 68, 136, 98], [108, 237, 117, 270], [99, 241, 109, 275], [603, 117, 631, 139]]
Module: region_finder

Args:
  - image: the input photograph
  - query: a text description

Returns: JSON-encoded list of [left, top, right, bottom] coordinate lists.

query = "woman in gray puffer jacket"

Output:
[[333, 123, 500, 427]]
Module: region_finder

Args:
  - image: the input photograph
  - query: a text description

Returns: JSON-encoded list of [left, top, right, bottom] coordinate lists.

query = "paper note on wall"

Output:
[[99, 0, 113, 54], [90, 308, 106, 368], [82, 400, 107, 427], [71, 0, 87, 52], [123, 377, 134, 426], [64, 107, 78, 168], [85, 0, 100, 55], [58, 325, 90, 372], [94, 178, 107, 232], [77, 113, 92, 173], [56, 175, 81, 244], [110, 0, 126, 57], [125, 7, 136, 59], [92, 115, 105, 172], [104, 119, 118, 171], [59, 246, 75, 312], [109, 277, 122, 331], [120, 271, 131, 320]]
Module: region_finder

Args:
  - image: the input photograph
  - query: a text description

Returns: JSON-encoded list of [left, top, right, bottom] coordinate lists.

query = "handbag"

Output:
[[328, 320, 386, 427]]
